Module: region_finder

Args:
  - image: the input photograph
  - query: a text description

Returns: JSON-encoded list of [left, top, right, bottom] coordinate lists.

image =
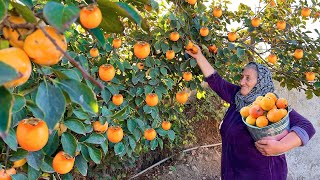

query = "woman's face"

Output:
[[240, 67, 258, 96]]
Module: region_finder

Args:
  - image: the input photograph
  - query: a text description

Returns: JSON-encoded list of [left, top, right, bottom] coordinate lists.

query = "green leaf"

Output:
[[101, 89, 111, 103], [116, 2, 148, 31], [75, 155, 88, 176], [228, 43, 235, 49], [114, 142, 125, 155], [167, 130, 175, 141], [172, 42, 183, 52], [0, 86, 13, 134], [150, 139, 158, 150], [89, 28, 106, 47], [2, 128, 17, 151], [154, 89, 162, 101], [161, 43, 170, 53], [163, 78, 174, 90], [145, 58, 152, 67], [61, 69, 81, 81], [135, 118, 145, 130], [9, 148, 28, 161], [135, 97, 143, 106], [314, 82, 320, 89], [150, 68, 160, 80], [123, 61, 132, 69], [0, 61, 19, 86], [127, 119, 136, 134], [28, 165, 41, 180], [190, 59, 197, 67], [98, 4, 123, 33], [43, 2, 79, 32], [157, 138, 163, 150], [40, 156, 54, 173], [136, 87, 144, 96], [88, 146, 102, 164], [84, 124, 93, 133], [0, 39, 9, 49], [98, 1, 148, 31], [57, 79, 98, 114], [143, 105, 152, 114], [62, 173, 73, 180], [100, 141, 108, 155], [116, 59, 125, 73], [144, 85, 153, 95], [132, 76, 139, 85], [27, 151, 44, 171], [11, 174, 28, 180], [26, 101, 44, 119], [61, 132, 77, 156], [128, 136, 136, 150], [73, 109, 90, 120], [12, 108, 26, 127], [76, 55, 89, 72], [157, 85, 167, 94], [180, 61, 188, 71], [236, 48, 245, 57], [111, 106, 130, 120], [83, 133, 106, 144], [12, 94, 26, 113], [132, 129, 141, 141], [79, 144, 90, 162], [43, 130, 59, 156], [64, 119, 86, 135], [106, 84, 119, 95], [160, 67, 168, 76], [10, 2, 36, 23], [19, 0, 32, 8], [156, 128, 167, 137], [101, 106, 112, 117], [36, 82, 66, 130], [128, 0, 148, 4], [11, 2, 37, 23]]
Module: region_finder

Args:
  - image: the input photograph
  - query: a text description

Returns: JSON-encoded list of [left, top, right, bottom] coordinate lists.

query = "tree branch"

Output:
[[38, 26, 104, 89], [4, 145, 9, 170], [3, 22, 37, 30], [244, 43, 307, 91]]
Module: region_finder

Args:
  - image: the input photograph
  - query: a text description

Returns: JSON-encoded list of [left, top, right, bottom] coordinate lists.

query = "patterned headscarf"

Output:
[[235, 62, 274, 111]]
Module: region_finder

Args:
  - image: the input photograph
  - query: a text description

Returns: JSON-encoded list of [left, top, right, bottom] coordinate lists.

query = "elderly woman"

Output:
[[186, 46, 316, 179]]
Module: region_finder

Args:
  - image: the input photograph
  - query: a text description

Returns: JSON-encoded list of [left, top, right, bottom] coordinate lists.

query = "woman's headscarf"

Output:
[[235, 62, 275, 111]]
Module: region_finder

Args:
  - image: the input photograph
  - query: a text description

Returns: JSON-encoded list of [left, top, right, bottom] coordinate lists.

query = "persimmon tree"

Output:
[[0, 0, 319, 179]]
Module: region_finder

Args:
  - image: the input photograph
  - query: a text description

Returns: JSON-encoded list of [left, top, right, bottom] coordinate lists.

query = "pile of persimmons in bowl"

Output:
[[240, 92, 291, 141]]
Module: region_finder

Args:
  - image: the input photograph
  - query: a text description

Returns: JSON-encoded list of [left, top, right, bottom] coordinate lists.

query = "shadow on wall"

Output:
[[274, 81, 320, 180]]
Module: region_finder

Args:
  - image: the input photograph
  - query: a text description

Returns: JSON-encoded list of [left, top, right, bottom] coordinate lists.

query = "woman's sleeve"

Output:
[[289, 109, 316, 146], [204, 72, 240, 103]]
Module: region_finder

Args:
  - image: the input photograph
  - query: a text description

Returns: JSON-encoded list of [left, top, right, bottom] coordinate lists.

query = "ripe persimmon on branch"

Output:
[[38, 26, 104, 89]]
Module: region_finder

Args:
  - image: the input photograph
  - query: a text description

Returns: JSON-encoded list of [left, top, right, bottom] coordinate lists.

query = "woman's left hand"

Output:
[[255, 139, 286, 156]]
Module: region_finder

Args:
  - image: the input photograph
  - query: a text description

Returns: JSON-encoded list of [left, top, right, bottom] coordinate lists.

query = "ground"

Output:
[[135, 117, 222, 180]]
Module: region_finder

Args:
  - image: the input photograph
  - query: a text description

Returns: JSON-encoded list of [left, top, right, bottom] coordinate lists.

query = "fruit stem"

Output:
[[4, 145, 9, 170], [62, 152, 74, 159], [38, 26, 104, 90], [25, 118, 41, 126]]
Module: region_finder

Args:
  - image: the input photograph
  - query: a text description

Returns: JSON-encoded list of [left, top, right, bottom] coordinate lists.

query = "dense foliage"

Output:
[[0, 0, 319, 179]]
